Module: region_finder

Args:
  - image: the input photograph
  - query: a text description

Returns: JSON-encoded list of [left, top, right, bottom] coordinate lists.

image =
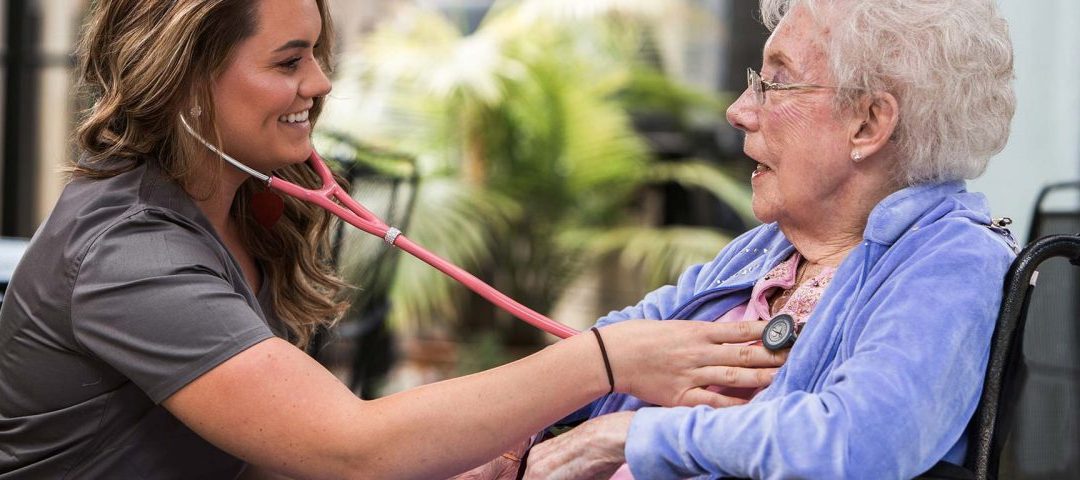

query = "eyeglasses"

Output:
[[745, 67, 852, 105]]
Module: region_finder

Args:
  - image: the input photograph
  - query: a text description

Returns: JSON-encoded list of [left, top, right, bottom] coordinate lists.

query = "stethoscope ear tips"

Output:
[[763, 313, 798, 351]]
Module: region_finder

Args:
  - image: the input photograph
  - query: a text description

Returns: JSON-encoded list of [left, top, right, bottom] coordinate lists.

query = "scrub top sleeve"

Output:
[[70, 214, 275, 404]]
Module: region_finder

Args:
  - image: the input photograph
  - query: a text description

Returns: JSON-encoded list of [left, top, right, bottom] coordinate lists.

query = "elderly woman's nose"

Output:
[[726, 89, 758, 132]]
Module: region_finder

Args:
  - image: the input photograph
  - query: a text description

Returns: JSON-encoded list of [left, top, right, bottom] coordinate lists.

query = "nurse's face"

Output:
[[211, 0, 331, 173]]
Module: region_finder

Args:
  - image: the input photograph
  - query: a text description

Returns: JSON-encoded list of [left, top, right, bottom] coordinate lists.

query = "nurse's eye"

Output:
[[278, 57, 302, 71]]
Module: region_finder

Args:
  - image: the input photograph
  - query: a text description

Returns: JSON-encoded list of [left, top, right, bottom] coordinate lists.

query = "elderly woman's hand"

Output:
[[448, 439, 530, 480], [522, 412, 634, 480], [600, 319, 787, 408]]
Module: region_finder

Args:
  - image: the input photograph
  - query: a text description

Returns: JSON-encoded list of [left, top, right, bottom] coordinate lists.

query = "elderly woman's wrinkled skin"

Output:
[[729, 4, 899, 267]]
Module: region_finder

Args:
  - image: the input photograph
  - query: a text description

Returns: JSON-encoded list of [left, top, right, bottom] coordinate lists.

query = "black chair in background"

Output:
[[963, 233, 1080, 480], [965, 180, 1080, 480], [0, 237, 31, 308], [307, 132, 419, 399], [1027, 181, 1080, 242]]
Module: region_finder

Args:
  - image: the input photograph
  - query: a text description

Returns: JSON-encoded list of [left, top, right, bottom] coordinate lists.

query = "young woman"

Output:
[[0, 1, 785, 478]]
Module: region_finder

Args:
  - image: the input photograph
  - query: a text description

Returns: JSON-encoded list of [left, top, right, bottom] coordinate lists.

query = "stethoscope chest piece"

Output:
[[763, 313, 798, 351]]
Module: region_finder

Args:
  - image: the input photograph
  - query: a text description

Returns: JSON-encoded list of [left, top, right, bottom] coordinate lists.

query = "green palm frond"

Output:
[[384, 178, 521, 334], [505, 0, 722, 80], [480, 53, 648, 222], [619, 67, 729, 120], [511, 0, 681, 25], [559, 84, 649, 195], [561, 225, 732, 288], [361, 6, 524, 106], [647, 160, 758, 226]]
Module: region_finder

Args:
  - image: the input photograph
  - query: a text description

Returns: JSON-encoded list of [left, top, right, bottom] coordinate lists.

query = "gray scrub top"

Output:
[[0, 158, 285, 478]]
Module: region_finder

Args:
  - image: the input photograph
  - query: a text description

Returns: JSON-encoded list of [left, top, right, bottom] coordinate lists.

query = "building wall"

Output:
[[0, 3, 6, 204], [971, 1, 1080, 242], [34, 0, 85, 226]]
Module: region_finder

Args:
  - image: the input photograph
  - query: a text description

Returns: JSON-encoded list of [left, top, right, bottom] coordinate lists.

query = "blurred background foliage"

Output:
[[316, 0, 754, 395]]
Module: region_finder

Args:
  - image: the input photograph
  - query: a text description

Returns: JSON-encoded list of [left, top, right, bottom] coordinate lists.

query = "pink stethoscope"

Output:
[[179, 115, 578, 339]]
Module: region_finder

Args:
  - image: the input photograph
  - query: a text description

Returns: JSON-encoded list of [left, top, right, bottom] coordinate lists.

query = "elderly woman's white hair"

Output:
[[760, 0, 1015, 186]]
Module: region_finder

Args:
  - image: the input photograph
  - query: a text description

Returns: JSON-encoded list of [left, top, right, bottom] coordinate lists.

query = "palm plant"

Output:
[[319, 0, 753, 344]]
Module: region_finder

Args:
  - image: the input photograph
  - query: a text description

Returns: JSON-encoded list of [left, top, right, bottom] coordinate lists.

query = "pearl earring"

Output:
[[190, 105, 202, 118], [851, 150, 863, 162]]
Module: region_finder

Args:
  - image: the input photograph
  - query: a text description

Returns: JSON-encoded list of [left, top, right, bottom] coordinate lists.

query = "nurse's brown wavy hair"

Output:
[[73, 0, 347, 348]]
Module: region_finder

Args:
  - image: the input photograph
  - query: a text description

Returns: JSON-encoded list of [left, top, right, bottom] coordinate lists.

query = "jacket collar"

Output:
[[863, 180, 973, 245]]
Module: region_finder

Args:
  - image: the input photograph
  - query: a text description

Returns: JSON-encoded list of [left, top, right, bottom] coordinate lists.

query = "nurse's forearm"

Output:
[[351, 331, 609, 478]]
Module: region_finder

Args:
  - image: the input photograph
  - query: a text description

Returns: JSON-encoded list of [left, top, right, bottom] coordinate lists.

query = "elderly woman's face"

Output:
[[211, 0, 330, 172], [726, 6, 859, 226]]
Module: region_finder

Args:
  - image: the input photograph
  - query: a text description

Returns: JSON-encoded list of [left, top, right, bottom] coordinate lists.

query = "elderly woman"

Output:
[[509, 0, 1019, 478], [0, 1, 790, 478]]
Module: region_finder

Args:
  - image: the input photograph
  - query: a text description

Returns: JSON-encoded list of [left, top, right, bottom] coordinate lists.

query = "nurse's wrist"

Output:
[[560, 329, 616, 399]]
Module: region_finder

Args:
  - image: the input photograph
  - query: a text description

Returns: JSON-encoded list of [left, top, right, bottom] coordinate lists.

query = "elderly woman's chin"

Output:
[[749, 186, 783, 224], [750, 202, 780, 225]]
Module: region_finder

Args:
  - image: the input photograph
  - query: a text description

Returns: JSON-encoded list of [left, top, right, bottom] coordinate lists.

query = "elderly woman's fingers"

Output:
[[523, 412, 633, 480], [447, 439, 530, 480], [693, 366, 780, 390], [674, 387, 752, 409]]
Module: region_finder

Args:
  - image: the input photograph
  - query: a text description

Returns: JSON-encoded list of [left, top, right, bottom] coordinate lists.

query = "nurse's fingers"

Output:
[[704, 343, 788, 368], [705, 320, 771, 344], [693, 366, 780, 390]]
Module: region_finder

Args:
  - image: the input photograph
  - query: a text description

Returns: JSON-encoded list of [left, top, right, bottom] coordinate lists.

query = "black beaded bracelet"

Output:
[[590, 327, 615, 395]]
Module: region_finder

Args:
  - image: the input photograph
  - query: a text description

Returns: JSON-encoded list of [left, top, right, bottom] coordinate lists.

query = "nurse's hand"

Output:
[[599, 319, 787, 408], [522, 412, 633, 480]]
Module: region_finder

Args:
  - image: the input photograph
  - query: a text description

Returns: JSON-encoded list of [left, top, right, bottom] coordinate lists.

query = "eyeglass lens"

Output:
[[747, 68, 763, 105]]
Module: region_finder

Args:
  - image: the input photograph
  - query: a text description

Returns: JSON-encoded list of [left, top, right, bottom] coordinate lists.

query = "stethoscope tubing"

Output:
[[180, 115, 579, 339]]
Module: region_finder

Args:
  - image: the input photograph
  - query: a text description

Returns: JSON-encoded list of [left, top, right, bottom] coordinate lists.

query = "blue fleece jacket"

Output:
[[587, 181, 1017, 479]]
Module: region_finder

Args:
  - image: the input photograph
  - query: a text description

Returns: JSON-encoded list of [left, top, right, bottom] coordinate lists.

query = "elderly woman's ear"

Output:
[[849, 91, 899, 162]]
